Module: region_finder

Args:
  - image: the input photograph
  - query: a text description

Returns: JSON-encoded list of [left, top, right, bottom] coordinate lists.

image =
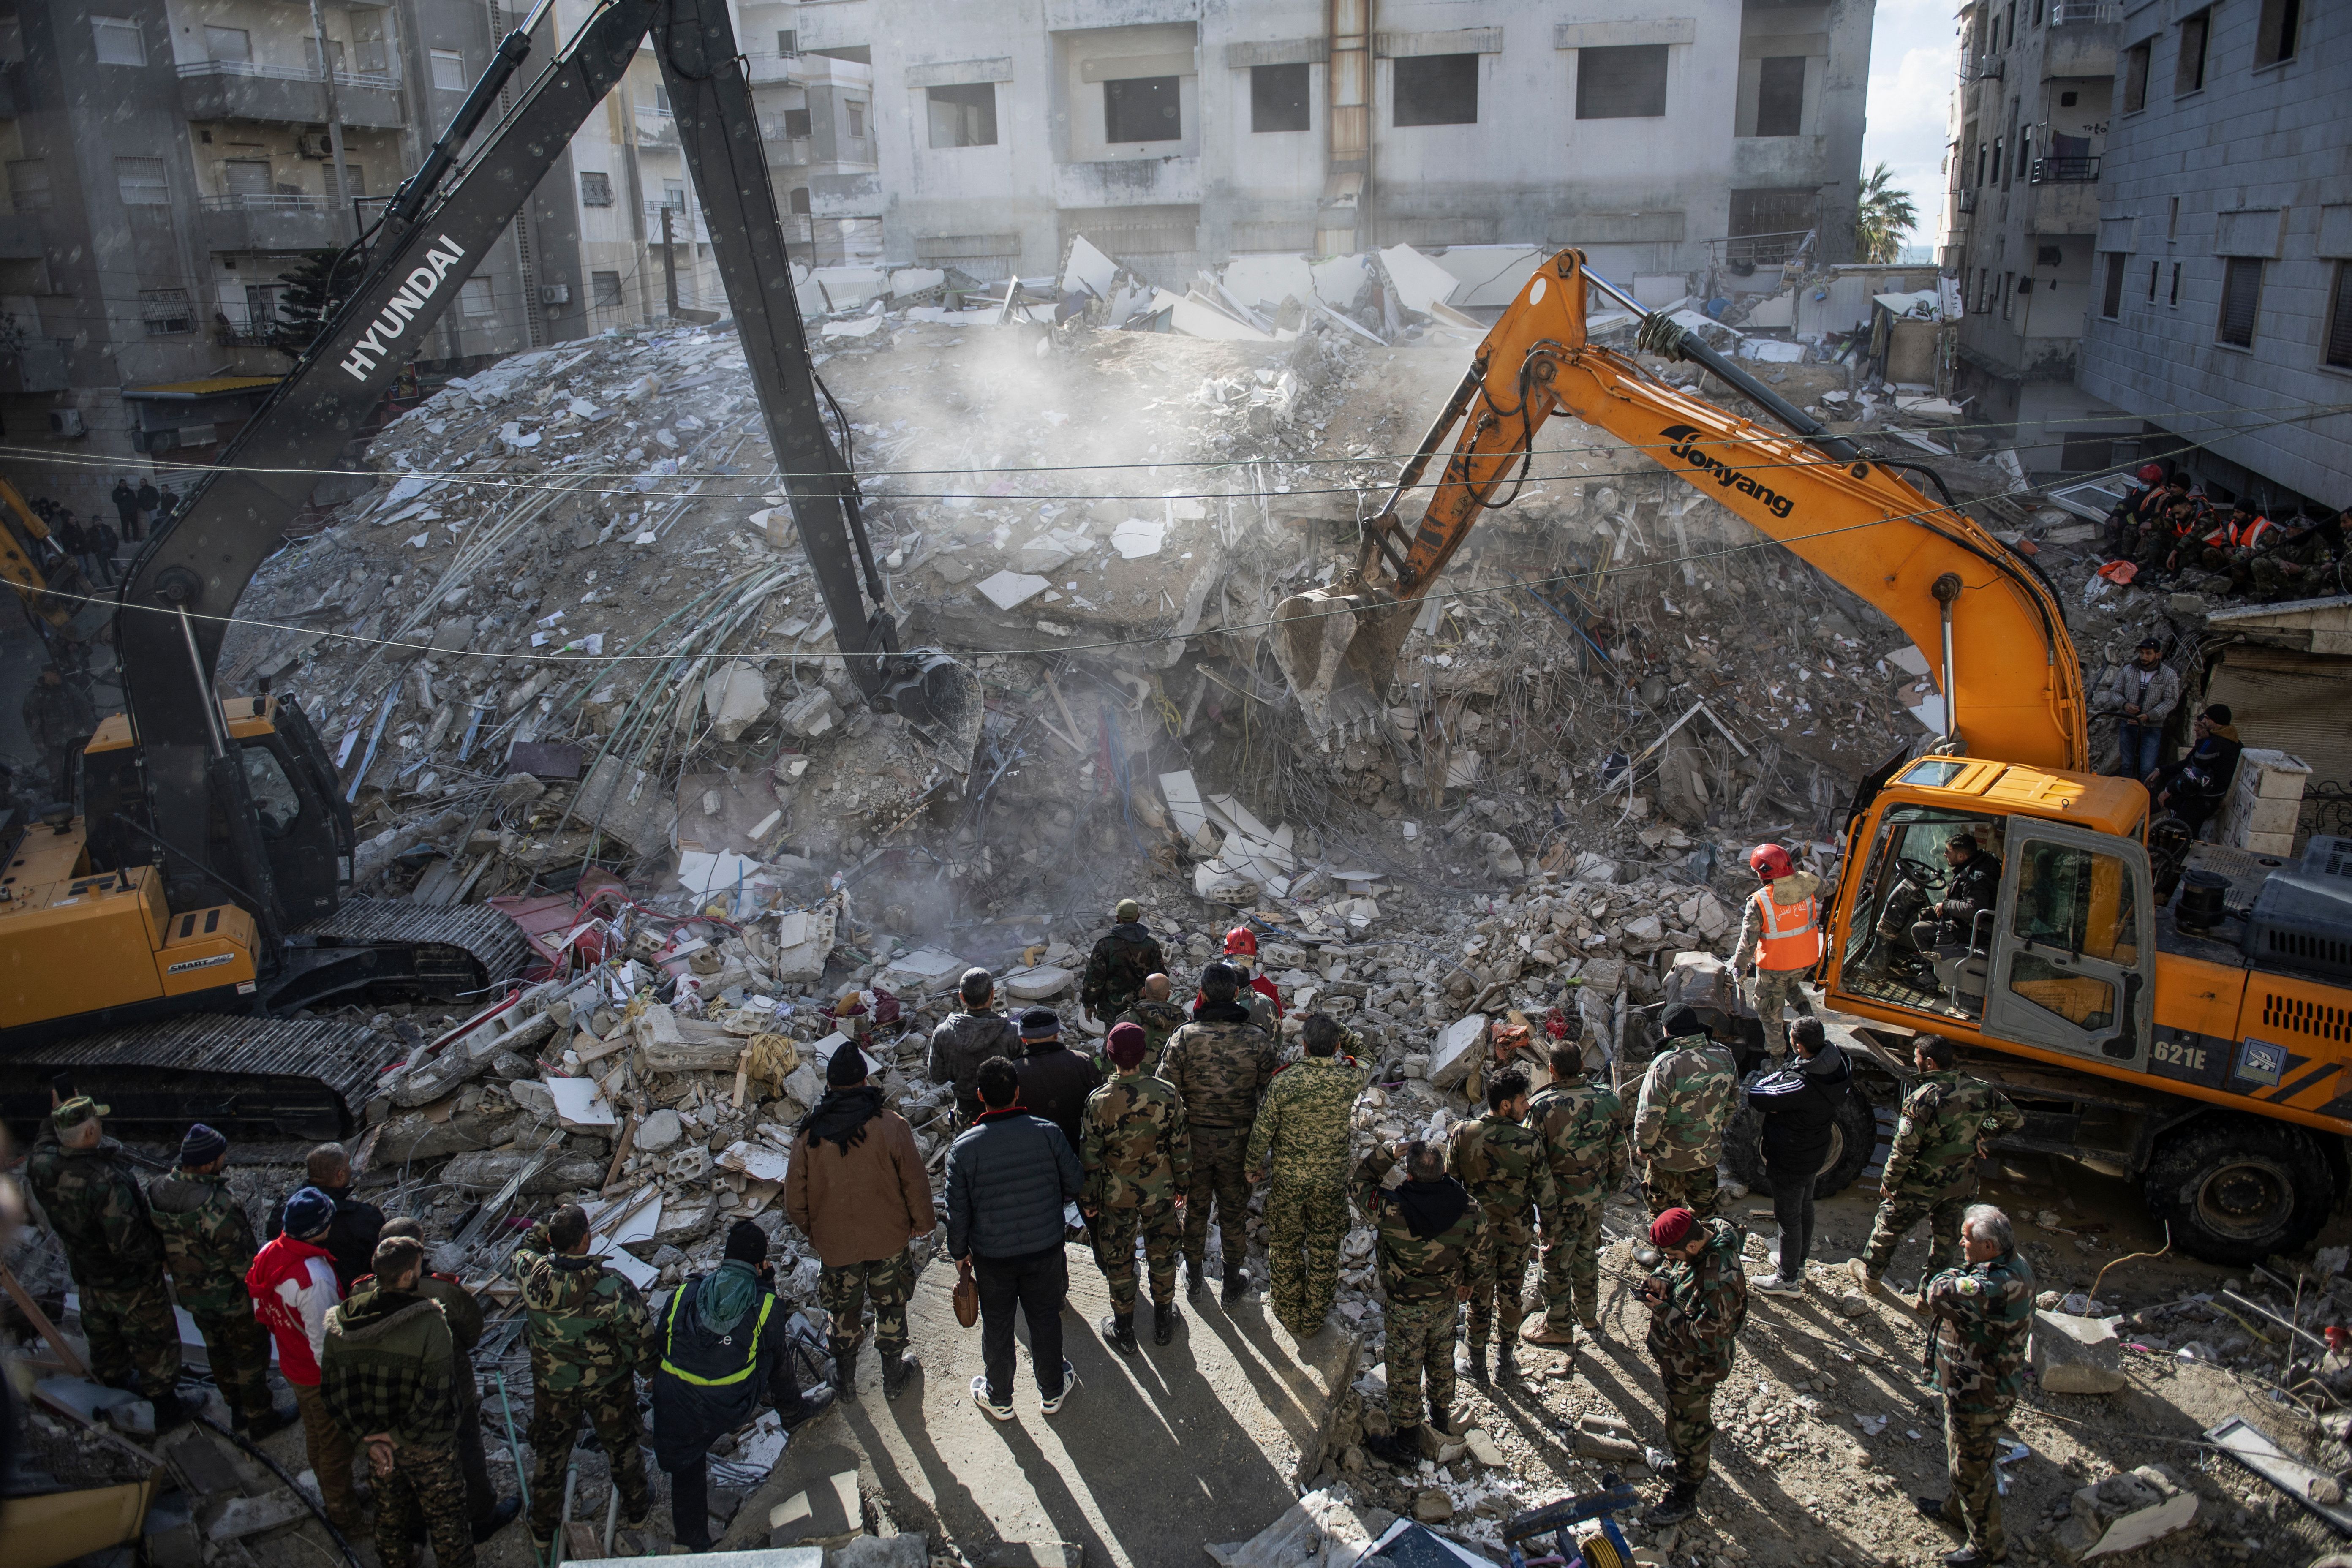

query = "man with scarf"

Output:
[[1352, 1139, 1489, 1467], [652, 1221, 838, 1552], [1162, 963, 1279, 1304], [786, 1043, 935, 1402]]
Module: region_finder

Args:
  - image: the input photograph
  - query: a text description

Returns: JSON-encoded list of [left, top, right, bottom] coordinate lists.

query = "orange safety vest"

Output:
[[1751, 885, 1824, 970], [2227, 514, 2272, 550]]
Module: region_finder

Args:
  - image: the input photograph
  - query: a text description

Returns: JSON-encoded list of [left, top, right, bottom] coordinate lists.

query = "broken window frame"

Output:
[[1250, 62, 1311, 133], [926, 82, 999, 149], [1104, 74, 1182, 143], [1573, 46, 1665, 121]]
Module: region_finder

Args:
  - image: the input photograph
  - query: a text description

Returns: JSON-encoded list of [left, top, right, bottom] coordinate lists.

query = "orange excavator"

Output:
[[1275, 250, 2350, 1263]]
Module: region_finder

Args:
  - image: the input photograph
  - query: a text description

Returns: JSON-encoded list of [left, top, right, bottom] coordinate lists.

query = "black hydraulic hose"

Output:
[[383, 0, 560, 230], [193, 1413, 367, 1568], [1871, 457, 1956, 507]]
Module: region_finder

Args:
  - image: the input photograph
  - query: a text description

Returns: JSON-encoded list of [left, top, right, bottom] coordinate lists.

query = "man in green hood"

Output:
[[320, 1235, 468, 1568]]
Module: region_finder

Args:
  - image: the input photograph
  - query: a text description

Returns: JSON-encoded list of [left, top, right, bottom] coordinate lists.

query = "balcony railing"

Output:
[[2048, 0, 2121, 22], [2029, 156, 2100, 184], [1956, 188, 1979, 212], [200, 193, 338, 212], [1708, 228, 1815, 267], [762, 133, 814, 165], [177, 57, 398, 91]]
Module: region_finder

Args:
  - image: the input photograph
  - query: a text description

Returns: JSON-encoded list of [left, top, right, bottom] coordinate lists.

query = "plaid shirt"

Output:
[[321, 1285, 457, 1447]]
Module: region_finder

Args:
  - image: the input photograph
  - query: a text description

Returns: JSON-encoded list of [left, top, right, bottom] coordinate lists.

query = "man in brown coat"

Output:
[[784, 1045, 936, 1402]]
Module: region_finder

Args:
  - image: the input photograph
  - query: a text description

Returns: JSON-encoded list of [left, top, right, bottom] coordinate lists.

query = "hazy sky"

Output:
[[1860, 0, 1962, 248]]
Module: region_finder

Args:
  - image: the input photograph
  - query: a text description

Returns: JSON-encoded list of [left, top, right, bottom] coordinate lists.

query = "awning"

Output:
[[120, 375, 283, 402]]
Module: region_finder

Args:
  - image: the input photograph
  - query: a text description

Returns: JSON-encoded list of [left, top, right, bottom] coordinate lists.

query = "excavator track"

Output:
[[297, 896, 534, 980]]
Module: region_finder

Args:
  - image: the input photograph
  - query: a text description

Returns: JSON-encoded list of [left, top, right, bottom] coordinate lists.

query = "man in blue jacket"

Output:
[[1744, 1018, 1852, 1295], [947, 1056, 1082, 1421]]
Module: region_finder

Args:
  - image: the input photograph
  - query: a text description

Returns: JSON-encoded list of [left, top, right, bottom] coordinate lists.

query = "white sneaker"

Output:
[[1751, 1272, 1802, 1296], [1039, 1359, 1078, 1416], [970, 1375, 1015, 1422]]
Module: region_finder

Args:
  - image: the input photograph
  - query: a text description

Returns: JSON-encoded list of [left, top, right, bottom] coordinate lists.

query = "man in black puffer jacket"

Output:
[[947, 1057, 1082, 1421], [1744, 1018, 1852, 1296]]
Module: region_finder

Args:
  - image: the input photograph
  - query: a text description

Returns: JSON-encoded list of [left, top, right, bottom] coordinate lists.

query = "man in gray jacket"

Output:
[[945, 1057, 1081, 1421], [930, 968, 1024, 1126], [2094, 637, 2179, 782]]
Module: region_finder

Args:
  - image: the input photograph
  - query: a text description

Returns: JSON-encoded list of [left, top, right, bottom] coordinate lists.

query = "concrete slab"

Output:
[[725, 1245, 1359, 1568]]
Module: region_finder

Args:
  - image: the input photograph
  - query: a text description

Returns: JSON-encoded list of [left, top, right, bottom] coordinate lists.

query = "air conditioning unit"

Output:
[[48, 408, 85, 438], [539, 283, 572, 305], [296, 133, 332, 159]]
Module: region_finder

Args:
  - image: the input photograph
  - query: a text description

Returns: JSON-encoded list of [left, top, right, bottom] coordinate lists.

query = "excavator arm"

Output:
[[1272, 250, 2087, 773]]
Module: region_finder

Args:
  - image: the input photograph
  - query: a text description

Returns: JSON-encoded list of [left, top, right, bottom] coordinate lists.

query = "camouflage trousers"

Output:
[[79, 1274, 181, 1399], [1467, 1212, 1533, 1352], [378, 1438, 476, 1568], [1381, 1294, 1459, 1431], [1752, 968, 1809, 1058], [528, 1378, 648, 1541], [1939, 1398, 2014, 1557], [1263, 1177, 1347, 1335], [1182, 1124, 1254, 1274], [1644, 1164, 1719, 1220], [1537, 1193, 1607, 1334], [1091, 1199, 1181, 1312], [1660, 1364, 1730, 1485], [1863, 1187, 1971, 1280], [820, 1252, 916, 1354], [190, 1305, 274, 1423]]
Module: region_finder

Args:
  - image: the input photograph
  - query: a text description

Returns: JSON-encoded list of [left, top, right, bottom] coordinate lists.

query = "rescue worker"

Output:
[[1353, 1139, 1488, 1467], [1161, 963, 1279, 1303], [1446, 1067, 1554, 1384], [1111, 972, 1187, 1075], [20, 664, 95, 800], [651, 1221, 836, 1553], [320, 1235, 470, 1568], [1851, 1035, 2023, 1291], [2204, 500, 2275, 592], [2249, 510, 2342, 603], [512, 1202, 654, 1556], [1916, 1205, 2035, 1567], [1244, 1012, 1366, 1339], [929, 966, 1023, 1125], [2093, 637, 2179, 781], [250, 1187, 361, 1532], [1013, 1007, 1104, 1157], [1201, 926, 1283, 1029], [1079, 898, 1167, 1025], [1080, 1021, 1192, 1352], [1733, 843, 1822, 1059], [147, 1124, 294, 1437], [1632, 1008, 1738, 1218], [1522, 1039, 1630, 1354], [1636, 1206, 1749, 1525], [2100, 464, 2167, 560], [1743, 1018, 1853, 1294]]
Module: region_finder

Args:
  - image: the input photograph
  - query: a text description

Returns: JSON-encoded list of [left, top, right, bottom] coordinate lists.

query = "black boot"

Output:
[[1363, 1428, 1420, 1467], [471, 1497, 522, 1544], [1465, 1344, 1490, 1386], [830, 1338, 861, 1396], [1099, 1312, 1139, 1355], [1153, 1302, 1175, 1345], [1643, 1482, 1699, 1525], [1426, 1402, 1456, 1438], [880, 1350, 920, 1402], [781, 1385, 838, 1430], [1495, 1343, 1522, 1383], [1222, 1263, 1249, 1304], [1185, 1257, 1205, 1300]]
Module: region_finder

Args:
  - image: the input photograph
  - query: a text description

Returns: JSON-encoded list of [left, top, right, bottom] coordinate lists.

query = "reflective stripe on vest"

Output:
[[2230, 516, 2272, 549], [659, 1283, 774, 1386], [1752, 886, 1824, 969]]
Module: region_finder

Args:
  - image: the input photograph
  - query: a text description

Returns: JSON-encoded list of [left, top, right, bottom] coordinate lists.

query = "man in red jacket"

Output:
[[250, 1186, 362, 1533]]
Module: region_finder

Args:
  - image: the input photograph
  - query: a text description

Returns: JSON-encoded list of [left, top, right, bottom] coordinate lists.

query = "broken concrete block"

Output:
[[427, 615, 476, 652], [702, 662, 770, 743], [1001, 964, 1074, 1000], [2031, 1309, 2128, 1394], [636, 1004, 684, 1049], [780, 689, 844, 739], [1427, 1013, 1488, 1091], [440, 1150, 604, 1196], [1622, 913, 1666, 945], [2053, 1465, 2197, 1561], [635, 1108, 685, 1153], [1463, 1428, 1505, 1467], [1410, 1489, 1453, 1523], [831, 1536, 929, 1568], [977, 569, 1051, 610]]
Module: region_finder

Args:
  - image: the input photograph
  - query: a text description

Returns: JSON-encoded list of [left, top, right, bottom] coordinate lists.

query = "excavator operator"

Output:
[[1862, 831, 2004, 997]]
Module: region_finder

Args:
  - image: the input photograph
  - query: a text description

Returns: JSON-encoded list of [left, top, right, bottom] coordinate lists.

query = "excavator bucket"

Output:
[[1269, 579, 1413, 738], [880, 652, 985, 763]]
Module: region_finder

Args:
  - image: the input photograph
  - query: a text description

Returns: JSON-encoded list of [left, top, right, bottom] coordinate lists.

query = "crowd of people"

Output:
[[2100, 461, 2346, 604]]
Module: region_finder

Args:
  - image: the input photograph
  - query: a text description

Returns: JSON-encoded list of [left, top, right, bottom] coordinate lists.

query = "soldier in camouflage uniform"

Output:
[[1853, 1035, 2023, 1290], [1523, 1042, 1629, 1350], [1081, 1021, 1192, 1351], [1446, 1067, 1555, 1383], [147, 1124, 295, 1435], [322, 1235, 473, 1568], [1111, 973, 1187, 1076], [1080, 898, 1168, 1024], [1162, 963, 1279, 1302], [1918, 1204, 2035, 1567], [2249, 512, 2340, 602], [1352, 1140, 1489, 1467], [1633, 1008, 1739, 1218], [1245, 1013, 1367, 1339], [1636, 1206, 1749, 1524], [513, 1203, 655, 1553], [25, 1097, 183, 1416]]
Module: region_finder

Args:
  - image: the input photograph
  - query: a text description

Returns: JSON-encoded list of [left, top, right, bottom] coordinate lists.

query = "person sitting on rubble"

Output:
[[929, 966, 1023, 1126], [2145, 490, 2213, 577], [2145, 704, 2243, 839], [2249, 509, 2344, 603], [2102, 464, 2168, 560]]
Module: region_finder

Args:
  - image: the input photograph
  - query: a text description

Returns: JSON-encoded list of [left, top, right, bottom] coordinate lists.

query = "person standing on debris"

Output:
[[134, 476, 159, 532], [21, 664, 95, 800], [1636, 1206, 1749, 1526], [2094, 637, 2179, 781], [1352, 1139, 1487, 1468], [784, 1043, 934, 1402], [2145, 703, 2243, 838], [26, 1096, 185, 1425], [266, 1141, 386, 1293], [651, 1221, 837, 1553], [250, 1186, 362, 1533], [1916, 1205, 2035, 1568], [1522, 1039, 1629, 1356], [930, 966, 1024, 1125], [1245, 1012, 1365, 1340], [112, 477, 140, 542], [147, 1124, 295, 1438], [1162, 962, 1280, 1304], [1203, 926, 1284, 1029], [1632, 1007, 1738, 1218], [1080, 898, 1166, 1025], [1081, 1021, 1192, 1353], [1851, 1035, 2022, 1293], [1734, 844, 1822, 1059], [321, 1233, 471, 1568], [1446, 1066, 1554, 1385], [1112, 972, 1187, 1075], [512, 1202, 655, 1554], [1013, 1007, 1105, 1156], [1744, 1018, 1853, 1296], [947, 1057, 1083, 1420]]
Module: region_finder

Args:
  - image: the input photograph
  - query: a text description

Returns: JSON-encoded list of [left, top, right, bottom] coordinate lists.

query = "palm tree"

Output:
[[1855, 163, 1920, 264]]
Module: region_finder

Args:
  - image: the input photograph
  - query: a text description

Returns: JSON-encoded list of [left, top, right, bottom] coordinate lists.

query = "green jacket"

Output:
[[1081, 1070, 1191, 1209], [1881, 1070, 2022, 1198], [1350, 1146, 1491, 1305], [321, 1284, 458, 1447], [1080, 921, 1168, 1015], [1445, 1111, 1557, 1225], [1634, 1034, 1739, 1173], [1529, 1075, 1630, 1201], [511, 1222, 653, 1393], [1161, 1008, 1279, 1130], [147, 1166, 258, 1316], [1245, 1053, 1367, 1187], [1644, 1216, 1749, 1380], [1925, 1246, 2036, 1408], [25, 1136, 167, 1292]]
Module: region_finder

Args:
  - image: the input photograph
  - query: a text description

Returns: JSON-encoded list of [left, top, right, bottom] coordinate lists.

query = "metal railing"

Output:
[[200, 193, 338, 212], [2048, 0, 2122, 23], [646, 199, 708, 242], [762, 133, 814, 163], [177, 58, 398, 91], [1709, 228, 1814, 267], [2029, 155, 2101, 183]]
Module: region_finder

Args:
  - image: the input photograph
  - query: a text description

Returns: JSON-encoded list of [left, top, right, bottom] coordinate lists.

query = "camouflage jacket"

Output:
[[1080, 922, 1168, 1014], [1925, 1245, 2036, 1407], [1529, 1076, 1631, 1199], [1633, 1034, 1740, 1172], [25, 1136, 167, 1291], [147, 1166, 259, 1316], [1161, 1007, 1279, 1129], [1644, 1216, 1750, 1379], [1444, 1112, 1557, 1225], [1109, 997, 1187, 1076], [511, 1221, 653, 1392], [1081, 1070, 1191, 1209], [1350, 1146, 1491, 1304], [1881, 1070, 2023, 1198], [1245, 1054, 1367, 1188]]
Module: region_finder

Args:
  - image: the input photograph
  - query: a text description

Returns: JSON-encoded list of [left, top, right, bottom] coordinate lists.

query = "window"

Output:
[[2060, 90, 2077, 106], [116, 156, 168, 205], [2217, 255, 2262, 346], [2059, 433, 2114, 471], [303, 37, 346, 77], [1251, 61, 1311, 133], [781, 107, 812, 138], [2123, 40, 2151, 111], [1575, 45, 1666, 120], [8, 158, 50, 212], [91, 16, 144, 65], [845, 99, 866, 139], [1992, 136, 2004, 188], [2167, 196, 2180, 238], [2326, 263, 2352, 369], [140, 288, 194, 336], [2175, 11, 2209, 93], [579, 170, 614, 206], [662, 180, 686, 209], [458, 278, 495, 317], [1396, 52, 1480, 125], [2255, 0, 2302, 65], [224, 159, 271, 198], [787, 186, 810, 215], [353, 16, 387, 75], [776, 28, 799, 56], [2147, 261, 2159, 300], [654, 85, 672, 114], [926, 82, 999, 147], [244, 283, 280, 330], [2101, 252, 2126, 318], [1976, 142, 1988, 186], [204, 26, 250, 63], [2170, 262, 2180, 305], [2016, 127, 2032, 182], [1104, 76, 1181, 141], [430, 49, 465, 90], [340, 162, 365, 198], [2001, 270, 2016, 319], [2003, 3, 2016, 49], [241, 746, 302, 837], [1753, 56, 1805, 136], [592, 270, 624, 308]]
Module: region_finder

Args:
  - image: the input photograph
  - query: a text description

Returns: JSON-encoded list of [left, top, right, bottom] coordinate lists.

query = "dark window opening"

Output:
[[2123, 41, 2151, 111], [592, 270, 623, 308], [2101, 252, 2126, 318], [2147, 261, 2159, 301], [788, 186, 810, 215], [2169, 262, 2181, 306], [1396, 53, 1480, 126], [2255, 0, 2300, 65], [2060, 90, 2078, 106], [2060, 433, 2113, 472], [1252, 61, 1311, 132], [776, 28, 798, 55], [1754, 56, 1806, 136], [782, 107, 812, 139], [2325, 262, 2352, 369], [1575, 45, 1667, 120], [1105, 75, 1182, 142], [2218, 255, 2262, 347], [2176, 11, 2210, 93], [927, 82, 999, 147]]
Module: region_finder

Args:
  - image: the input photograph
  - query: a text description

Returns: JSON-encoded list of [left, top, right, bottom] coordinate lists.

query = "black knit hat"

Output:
[[1018, 1006, 1061, 1041], [825, 1045, 869, 1087], [724, 1219, 769, 1265]]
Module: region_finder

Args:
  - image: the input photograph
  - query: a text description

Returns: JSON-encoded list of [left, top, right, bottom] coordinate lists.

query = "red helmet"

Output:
[[1223, 925, 1259, 956], [1748, 843, 1795, 880], [2137, 463, 2165, 485]]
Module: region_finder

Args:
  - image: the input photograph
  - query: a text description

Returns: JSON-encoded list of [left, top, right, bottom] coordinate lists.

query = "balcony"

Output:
[[2047, 0, 2121, 20], [2029, 180, 2100, 236], [782, 213, 814, 245], [1051, 156, 1201, 211], [0, 338, 74, 394], [198, 194, 344, 253], [2029, 156, 2100, 184], [178, 60, 404, 130], [2045, 5, 2121, 79], [635, 107, 679, 149], [762, 133, 814, 168], [809, 171, 883, 220], [743, 49, 802, 87], [1733, 135, 1829, 188]]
